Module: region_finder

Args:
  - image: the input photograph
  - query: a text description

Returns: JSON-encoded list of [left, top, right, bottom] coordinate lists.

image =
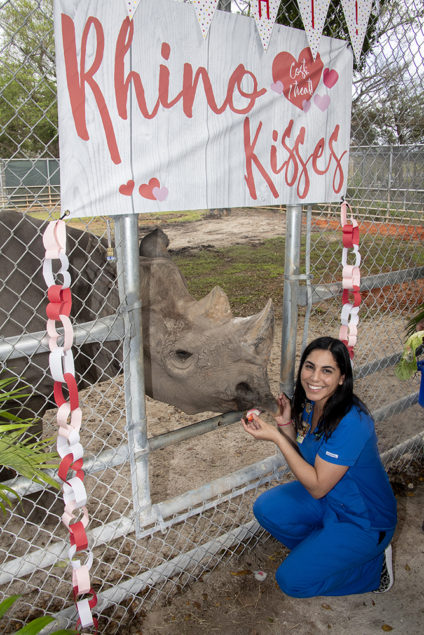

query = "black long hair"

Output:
[[291, 337, 370, 439]]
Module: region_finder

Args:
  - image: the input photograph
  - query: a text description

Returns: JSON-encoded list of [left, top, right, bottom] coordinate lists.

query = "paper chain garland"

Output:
[[339, 200, 361, 359], [42, 220, 97, 631]]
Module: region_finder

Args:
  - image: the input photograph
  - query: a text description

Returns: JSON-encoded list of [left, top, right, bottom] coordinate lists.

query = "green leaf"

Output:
[[14, 615, 55, 634], [0, 595, 20, 618], [0, 483, 20, 504], [0, 421, 33, 431]]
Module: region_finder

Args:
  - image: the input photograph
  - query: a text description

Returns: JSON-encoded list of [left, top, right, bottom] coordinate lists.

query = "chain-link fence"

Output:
[[1, 0, 423, 632]]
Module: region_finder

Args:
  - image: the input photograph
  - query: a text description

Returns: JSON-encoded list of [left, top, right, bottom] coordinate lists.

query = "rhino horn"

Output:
[[139, 227, 170, 258], [187, 286, 233, 322], [236, 299, 274, 357]]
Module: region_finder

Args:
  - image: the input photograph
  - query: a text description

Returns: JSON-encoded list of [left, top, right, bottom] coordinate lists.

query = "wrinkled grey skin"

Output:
[[0, 211, 276, 420], [138, 229, 276, 414]]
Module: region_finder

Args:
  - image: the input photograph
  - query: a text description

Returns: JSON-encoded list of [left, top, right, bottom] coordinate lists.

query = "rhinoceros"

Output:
[[0, 210, 276, 421]]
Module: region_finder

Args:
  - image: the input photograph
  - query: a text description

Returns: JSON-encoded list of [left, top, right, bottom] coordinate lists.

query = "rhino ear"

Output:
[[236, 299, 274, 357], [186, 286, 233, 322], [139, 227, 170, 258]]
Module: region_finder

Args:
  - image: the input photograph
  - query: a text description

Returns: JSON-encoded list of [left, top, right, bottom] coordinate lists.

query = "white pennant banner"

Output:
[[340, 0, 374, 64], [191, 0, 219, 39], [125, 0, 142, 21], [251, 0, 280, 51], [297, 0, 331, 59]]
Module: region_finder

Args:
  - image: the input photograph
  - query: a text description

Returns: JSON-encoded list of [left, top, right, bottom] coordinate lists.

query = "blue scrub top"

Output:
[[298, 404, 397, 531]]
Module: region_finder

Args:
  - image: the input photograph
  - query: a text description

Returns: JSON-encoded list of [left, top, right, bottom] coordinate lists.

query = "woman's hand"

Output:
[[241, 414, 279, 443], [274, 393, 292, 427]]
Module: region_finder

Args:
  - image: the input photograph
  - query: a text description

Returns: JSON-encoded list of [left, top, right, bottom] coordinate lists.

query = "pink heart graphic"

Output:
[[139, 178, 160, 200], [314, 93, 331, 111], [119, 179, 134, 196], [302, 99, 312, 113], [272, 48, 323, 110], [270, 80, 284, 95], [152, 186, 168, 202], [323, 68, 339, 89]]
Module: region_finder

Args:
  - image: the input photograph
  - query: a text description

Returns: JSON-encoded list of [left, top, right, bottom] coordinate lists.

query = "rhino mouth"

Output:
[[234, 382, 278, 414]]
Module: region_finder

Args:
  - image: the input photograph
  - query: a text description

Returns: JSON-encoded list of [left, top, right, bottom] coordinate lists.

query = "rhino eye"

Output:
[[175, 349, 193, 362], [167, 348, 195, 373]]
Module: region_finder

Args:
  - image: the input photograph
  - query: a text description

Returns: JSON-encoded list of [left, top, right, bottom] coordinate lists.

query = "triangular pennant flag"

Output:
[[125, 0, 142, 21], [340, 0, 374, 64], [298, 0, 331, 59], [251, 0, 280, 51], [191, 0, 219, 39]]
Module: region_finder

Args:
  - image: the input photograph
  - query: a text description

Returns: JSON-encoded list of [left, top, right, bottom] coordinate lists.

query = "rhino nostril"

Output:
[[236, 382, 252, 395]]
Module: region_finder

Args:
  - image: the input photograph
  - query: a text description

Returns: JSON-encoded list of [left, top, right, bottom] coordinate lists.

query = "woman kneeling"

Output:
[[242, 336, 397, 597]]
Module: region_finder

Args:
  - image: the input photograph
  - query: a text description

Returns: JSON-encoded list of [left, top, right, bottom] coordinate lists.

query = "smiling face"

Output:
[[300, 349, 345, 410]]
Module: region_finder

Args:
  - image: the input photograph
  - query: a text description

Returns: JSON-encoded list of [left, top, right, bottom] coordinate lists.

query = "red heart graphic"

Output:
[[139, 178, 160, 200], [272, 48, 323, 110], [323, 68, 339, 89], [119, 179, 134, 196]]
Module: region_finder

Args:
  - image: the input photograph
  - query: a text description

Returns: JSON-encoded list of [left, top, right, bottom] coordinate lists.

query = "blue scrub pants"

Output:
[[253, 481, 394, 597]]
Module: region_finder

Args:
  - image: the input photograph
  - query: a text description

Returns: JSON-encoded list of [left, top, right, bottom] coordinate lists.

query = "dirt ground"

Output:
[[123, 208, 424, 635], [140, 207, 287, 251], [137, 483, 424, 635]]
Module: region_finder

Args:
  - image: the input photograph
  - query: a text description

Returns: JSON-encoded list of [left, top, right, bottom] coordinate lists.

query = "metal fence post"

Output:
[[280, 205, 303, 398], [386, 145, 393, 219], [114, 214, 151, 534]]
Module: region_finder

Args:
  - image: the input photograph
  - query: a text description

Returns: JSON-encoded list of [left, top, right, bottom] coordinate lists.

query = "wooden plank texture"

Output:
[[54, 0, 353, 218]]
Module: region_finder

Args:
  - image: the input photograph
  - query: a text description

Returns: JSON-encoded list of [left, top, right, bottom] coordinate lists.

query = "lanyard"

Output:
[[296, 401, 314, 444]]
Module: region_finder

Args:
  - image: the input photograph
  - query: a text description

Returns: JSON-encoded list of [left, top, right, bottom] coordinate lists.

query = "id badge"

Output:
[[296, 423, 310, 444]]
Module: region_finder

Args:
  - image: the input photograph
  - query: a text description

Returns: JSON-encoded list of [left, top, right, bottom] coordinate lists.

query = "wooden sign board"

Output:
[[54, 0, 353, 218]]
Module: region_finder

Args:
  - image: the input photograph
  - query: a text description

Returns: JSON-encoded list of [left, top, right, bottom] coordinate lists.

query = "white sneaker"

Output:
[[373, 544, 394, 593]]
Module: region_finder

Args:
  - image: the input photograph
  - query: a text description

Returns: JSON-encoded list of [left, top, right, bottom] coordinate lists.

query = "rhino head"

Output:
[[139, 228, 277, 415], [0, 211, 276, 420]]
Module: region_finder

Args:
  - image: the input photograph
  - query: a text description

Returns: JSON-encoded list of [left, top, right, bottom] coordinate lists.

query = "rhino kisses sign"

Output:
[[54, 0, 353, 218]]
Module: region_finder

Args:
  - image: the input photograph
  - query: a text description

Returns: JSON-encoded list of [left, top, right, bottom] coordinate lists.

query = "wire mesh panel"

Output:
[[296, 204, 423, 458], [0, 0, 423, 633]]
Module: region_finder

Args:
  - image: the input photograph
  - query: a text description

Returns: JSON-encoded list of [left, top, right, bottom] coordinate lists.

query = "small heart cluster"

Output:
[[119, 177, 168, 201], [270, 47, 339, 114]]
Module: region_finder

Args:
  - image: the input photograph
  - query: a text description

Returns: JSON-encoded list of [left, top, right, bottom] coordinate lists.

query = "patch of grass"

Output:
[[303, 231, 424, 282], [141, 210, 206, 224], [26, 210, 206, 236], [174, 239, 286, 317], [173, 233, 424, 318]]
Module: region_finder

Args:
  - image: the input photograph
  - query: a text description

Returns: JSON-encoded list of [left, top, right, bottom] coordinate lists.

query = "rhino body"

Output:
[[0, 211, 276, 420]]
